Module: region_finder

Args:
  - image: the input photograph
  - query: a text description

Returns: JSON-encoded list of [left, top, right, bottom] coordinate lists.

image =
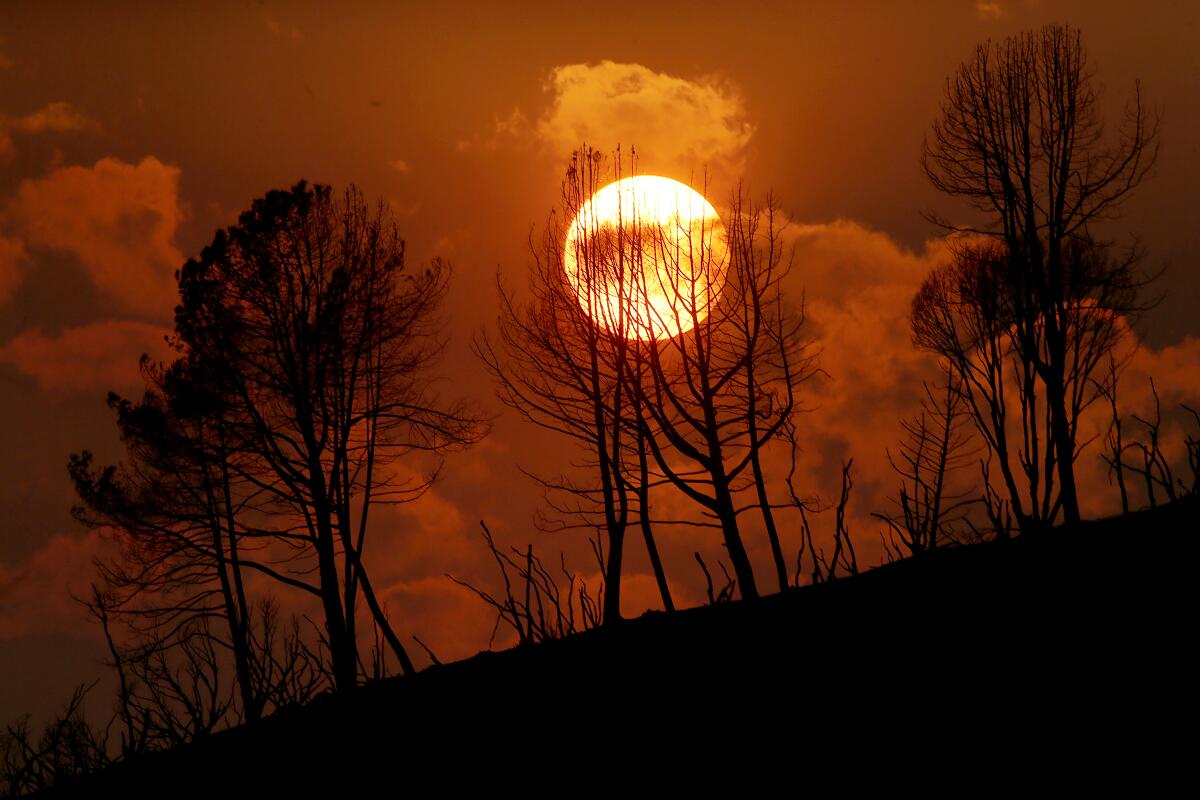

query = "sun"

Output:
[[563, 176, 728, 340]]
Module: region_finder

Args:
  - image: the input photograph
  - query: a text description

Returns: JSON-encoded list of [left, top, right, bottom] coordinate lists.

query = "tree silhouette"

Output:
[[873, 372, 978, 558], [918, 23, 1159, 530], [476, 147, 662, 621], [625, 186, 813, 599], [173, 182, 486, 689], [76, 181, 485, 700], [478, 149, 814, 610], [70, 355, 272, 724]]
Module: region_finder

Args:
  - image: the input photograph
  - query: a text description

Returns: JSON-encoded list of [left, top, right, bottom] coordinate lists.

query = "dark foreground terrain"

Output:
[[56, 499, 1197, 794]]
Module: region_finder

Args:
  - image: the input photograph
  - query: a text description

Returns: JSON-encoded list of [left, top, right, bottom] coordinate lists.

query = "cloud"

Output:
[[0, 320, 173, 393], [261, 11, 303, 42], [0, 102, 92, 163], [975, 1, 1006, 21], [8, 101, 92, 134], [765, 218, 1200, 556], [0, 531, 107, 640], [0, 235, 27, 304], [455, 107, 530, 152], [1070, 334, 1200, 516], [465, 61, 752, 180], [536, 61, 754, 177], [389, 158, 412, 174], [744, 220, 956, 567], [8, 156, 184, 319], [379, 577, 510, 666]]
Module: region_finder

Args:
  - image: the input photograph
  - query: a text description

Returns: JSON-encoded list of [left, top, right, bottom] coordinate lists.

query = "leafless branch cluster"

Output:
[[1, 686, 109, 798], [789, 455, 858, 585], [1098, 371, 1200, 510], [915, 23, 1160, 534], [478, 145, 821, 613], [60, 180, 486, 766], [449, 522, 603, 646], [874, 373, 980, 560]]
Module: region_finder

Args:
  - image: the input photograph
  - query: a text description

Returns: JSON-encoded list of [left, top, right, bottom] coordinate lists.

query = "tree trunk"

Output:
[[1048, 381, 1081, 525], [314, 505, 356, 692], [637, 428, 673, 612], [713, 480, 758, 600], [603, 523, 625, 623]]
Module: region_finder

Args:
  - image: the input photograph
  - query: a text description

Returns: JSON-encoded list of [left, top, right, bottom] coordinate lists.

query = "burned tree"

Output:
[[77, 182, 486, 699], [70, 353, 273, 724], [476, 147, 666, 621], [920, 23, 1159, 527], [873, 373, 978, 559], [626, 185, 814, 599], [173, 182, 485, 689]]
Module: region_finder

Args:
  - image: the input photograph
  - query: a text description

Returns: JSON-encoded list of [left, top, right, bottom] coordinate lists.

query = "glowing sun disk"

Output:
[[563, 176, 728, 340]]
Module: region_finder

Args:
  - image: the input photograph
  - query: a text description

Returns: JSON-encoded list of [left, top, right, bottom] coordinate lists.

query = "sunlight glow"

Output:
[[563, 176, 728, 340]]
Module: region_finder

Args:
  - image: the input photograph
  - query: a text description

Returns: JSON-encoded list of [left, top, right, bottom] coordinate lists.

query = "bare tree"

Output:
[[480, 149, 813, 610], [873, 373, 978, 559], [920, 23, 1159, 527], [626, 184, 814, 600], [476, 147, 668, 622], [167, 181, 485, 691], [1095, 354, 1131, 513], [1103, 377, 1200, 509], [787, 445, 858, 585], [448, 522, 603, 646], [71, 354, 271, 723], [1, 685, 110, 797]]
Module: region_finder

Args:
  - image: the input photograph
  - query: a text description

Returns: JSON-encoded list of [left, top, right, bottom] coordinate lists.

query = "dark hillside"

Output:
[[59, 498, 1197, 794]]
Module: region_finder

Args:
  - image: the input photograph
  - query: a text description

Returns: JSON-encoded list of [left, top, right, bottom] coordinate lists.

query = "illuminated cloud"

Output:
[[0, 235, 26, 304], [8, 101, 92, 134], [767, 218, 1200, 554], [534, 61, 754, 178], [976, 1, 1006, 21], [0, 101, 92, 163], [0, 320, 173, 393], [10, 156, 184, 319], [455, 107, 530, 152]]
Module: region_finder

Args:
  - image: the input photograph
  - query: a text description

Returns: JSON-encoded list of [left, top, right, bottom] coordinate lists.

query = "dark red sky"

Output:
[[2, 0, 1198, 723]]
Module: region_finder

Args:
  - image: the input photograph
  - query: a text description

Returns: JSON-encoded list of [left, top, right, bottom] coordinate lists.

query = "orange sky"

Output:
[[1, 0, 1198, 724]]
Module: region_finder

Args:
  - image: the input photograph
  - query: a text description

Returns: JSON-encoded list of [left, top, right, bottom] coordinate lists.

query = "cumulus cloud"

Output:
[[0, 234, 27, 304], [729, 220, 956, 568], [535, 61, 754, 177], [9, 156, 184, 319], [466, 61, 754, 178], [762, 219, 1200, 561], [0, 320, 173, 393]]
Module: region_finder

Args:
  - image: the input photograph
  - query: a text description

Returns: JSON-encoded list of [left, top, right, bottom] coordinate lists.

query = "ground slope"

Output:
[[60, 498, 1197, 793]]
